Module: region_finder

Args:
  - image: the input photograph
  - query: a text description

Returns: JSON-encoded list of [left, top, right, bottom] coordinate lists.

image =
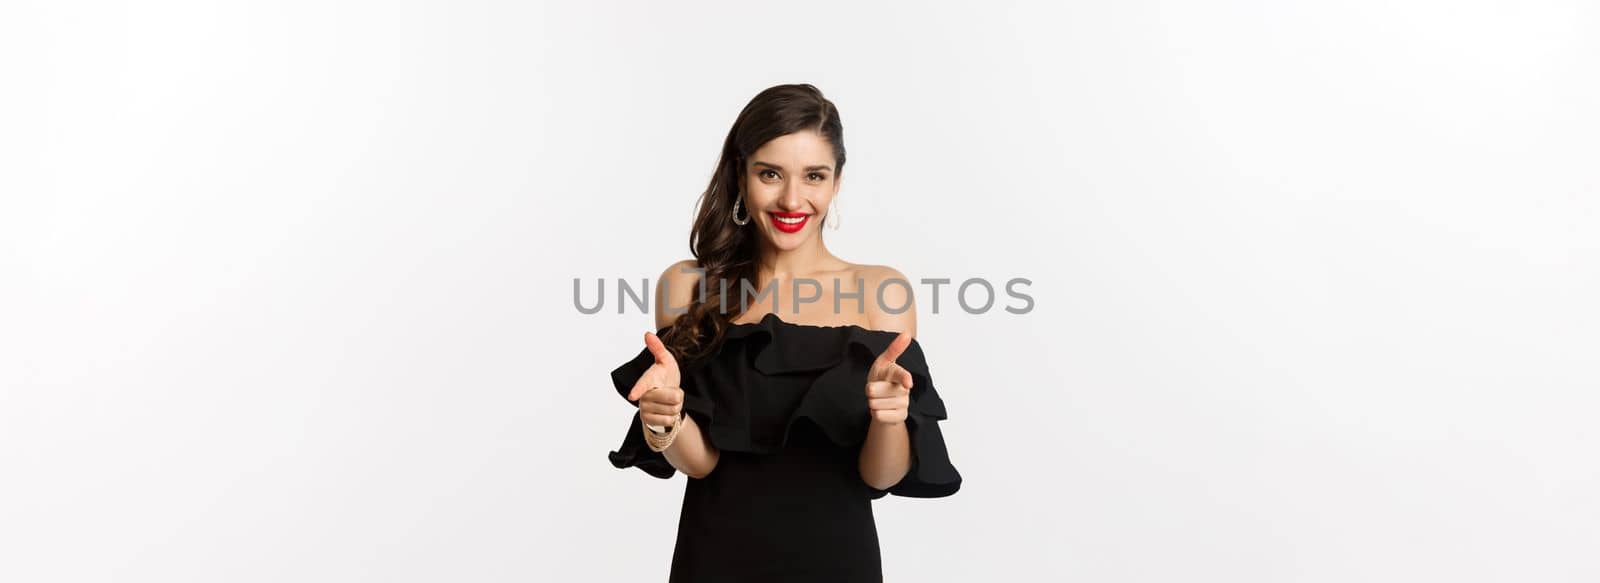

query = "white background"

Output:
[[3, 1, 1596, 582]]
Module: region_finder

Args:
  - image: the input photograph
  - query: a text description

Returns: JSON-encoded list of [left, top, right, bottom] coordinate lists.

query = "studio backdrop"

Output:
[[1, 1, 1595, 582]]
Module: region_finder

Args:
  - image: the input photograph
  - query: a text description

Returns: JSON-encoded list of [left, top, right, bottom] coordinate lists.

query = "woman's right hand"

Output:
[[627, 331, 683, 430]]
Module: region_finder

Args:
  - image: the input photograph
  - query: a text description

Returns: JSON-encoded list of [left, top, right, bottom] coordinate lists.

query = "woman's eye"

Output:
[[760, 170, 778, 180], [808, 173, 824, 181]]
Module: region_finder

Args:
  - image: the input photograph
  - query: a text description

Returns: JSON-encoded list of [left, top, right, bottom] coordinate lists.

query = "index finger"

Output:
[[890, 363, 913, 390], [627, 380, 652, 403]]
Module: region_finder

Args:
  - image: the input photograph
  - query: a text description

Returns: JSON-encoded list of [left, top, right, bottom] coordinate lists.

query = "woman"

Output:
[[607, 83, 961, 582]]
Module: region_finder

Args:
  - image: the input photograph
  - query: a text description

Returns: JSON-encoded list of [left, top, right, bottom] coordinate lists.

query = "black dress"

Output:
[[607, 313, 963, 582]]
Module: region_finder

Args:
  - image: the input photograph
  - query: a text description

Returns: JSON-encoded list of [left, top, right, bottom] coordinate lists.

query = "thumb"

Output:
[[644, 331, 677, 367], [875, 331, 912, 370]]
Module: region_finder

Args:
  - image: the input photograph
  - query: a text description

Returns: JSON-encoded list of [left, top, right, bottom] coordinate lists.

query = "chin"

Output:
[[763, 230, 811, 250], [767, 237, 807, 251]]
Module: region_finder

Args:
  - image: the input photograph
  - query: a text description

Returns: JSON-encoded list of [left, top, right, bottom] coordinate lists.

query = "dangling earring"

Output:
[[825, 199, 840, 230], [731, 195, 751, 226]]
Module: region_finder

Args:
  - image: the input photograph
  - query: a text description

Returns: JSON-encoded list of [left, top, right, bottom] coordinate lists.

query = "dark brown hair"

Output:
[[659, 83, 847, 365]]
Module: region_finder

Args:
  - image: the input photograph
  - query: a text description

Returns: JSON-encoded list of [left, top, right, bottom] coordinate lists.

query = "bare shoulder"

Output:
[[856, 263, 917, 337], [655, 259, 701, 330]]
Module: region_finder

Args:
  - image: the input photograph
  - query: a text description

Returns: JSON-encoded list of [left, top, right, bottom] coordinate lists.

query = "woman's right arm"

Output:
[[653, 260, 720, 479]]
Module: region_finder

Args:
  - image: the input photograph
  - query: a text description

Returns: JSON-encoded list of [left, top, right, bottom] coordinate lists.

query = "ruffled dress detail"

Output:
[[607, 313, 962, 499], [606, 313, 961, 582]]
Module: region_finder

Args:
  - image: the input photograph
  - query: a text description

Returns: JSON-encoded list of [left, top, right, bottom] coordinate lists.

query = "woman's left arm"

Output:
[[859, 412, 913, 490], [858, 266, 917, 491]]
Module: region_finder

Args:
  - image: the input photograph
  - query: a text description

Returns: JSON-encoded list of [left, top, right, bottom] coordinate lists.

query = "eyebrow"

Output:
[[751, 160, 833, 173]]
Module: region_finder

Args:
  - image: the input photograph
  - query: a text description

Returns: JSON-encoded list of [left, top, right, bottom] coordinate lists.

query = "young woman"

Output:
[[607, 83, 961, 582]]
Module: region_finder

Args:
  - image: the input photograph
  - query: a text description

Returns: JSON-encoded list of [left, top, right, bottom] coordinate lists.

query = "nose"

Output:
[[777, 181, 806, 211]]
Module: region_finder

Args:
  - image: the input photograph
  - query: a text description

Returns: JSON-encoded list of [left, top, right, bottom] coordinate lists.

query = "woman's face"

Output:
[[740, 130, 841, 252]]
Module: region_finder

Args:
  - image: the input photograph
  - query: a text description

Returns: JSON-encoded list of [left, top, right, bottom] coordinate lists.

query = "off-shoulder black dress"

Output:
[[607, 313, 962, 582]]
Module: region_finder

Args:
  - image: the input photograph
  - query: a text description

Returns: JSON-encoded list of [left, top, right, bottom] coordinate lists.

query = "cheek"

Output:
[[745, 185, 779, 207]]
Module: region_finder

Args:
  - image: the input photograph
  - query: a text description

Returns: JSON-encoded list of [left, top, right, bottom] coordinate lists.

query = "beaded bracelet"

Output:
[[643, 411, 685, 452]]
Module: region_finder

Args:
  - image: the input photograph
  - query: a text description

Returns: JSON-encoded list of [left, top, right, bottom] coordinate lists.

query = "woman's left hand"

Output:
[[864, 331, 914, 425]]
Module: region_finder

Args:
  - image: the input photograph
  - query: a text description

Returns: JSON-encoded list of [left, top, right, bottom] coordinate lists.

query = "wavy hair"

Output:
[[659, 83, 847, 364]]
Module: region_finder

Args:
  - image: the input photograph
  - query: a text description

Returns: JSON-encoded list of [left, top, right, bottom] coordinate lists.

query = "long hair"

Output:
[[659, 83, 847, 364]]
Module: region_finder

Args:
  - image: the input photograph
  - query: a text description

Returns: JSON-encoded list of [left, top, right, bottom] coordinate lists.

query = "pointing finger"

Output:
[[627, 380, 652, 402], [893, 364, 914, 390]]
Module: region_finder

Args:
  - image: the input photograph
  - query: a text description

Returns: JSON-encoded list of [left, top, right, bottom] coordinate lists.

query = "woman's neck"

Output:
[[754, 238, 842, 283]]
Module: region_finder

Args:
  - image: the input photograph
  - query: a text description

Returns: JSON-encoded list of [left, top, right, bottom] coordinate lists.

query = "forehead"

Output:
[[750, 131, 835, 168]]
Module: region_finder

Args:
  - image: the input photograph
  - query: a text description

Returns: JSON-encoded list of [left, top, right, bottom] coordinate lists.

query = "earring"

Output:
[[732, 195, 751, 226], [826, 200, 840, 230]]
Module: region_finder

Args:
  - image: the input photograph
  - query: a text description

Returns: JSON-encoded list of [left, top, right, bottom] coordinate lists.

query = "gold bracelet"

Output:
[[643, 411, 684, 452]]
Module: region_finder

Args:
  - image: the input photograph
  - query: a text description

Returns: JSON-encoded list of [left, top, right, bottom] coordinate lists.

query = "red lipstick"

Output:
[[769, 211, 810, 233]]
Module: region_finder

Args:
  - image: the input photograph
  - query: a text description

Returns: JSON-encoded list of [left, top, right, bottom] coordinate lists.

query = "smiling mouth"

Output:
[[769, 211, 811, 232]]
